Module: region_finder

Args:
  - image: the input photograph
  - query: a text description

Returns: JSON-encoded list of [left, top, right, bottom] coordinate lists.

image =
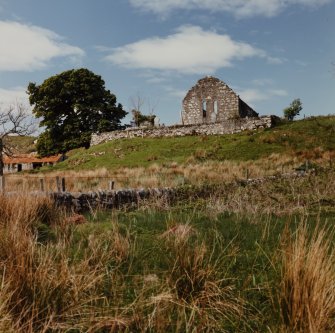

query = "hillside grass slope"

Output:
[[52, 116, 334, 171], [4, 135, 36, 154]]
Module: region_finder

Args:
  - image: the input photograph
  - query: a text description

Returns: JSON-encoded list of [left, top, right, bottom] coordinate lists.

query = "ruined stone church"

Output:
[[182, 76, 258, 125], [91, 76, 276, 146]]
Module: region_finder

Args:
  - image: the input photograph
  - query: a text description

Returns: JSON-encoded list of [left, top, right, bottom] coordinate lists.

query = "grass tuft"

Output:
[[280, 222, 335, 332]]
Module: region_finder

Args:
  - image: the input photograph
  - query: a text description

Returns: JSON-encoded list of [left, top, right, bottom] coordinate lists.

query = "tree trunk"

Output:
[[0, 138, 3, 177]]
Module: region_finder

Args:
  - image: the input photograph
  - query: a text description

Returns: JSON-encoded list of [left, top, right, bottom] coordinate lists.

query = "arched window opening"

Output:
[[202, 99, 207, 118], [214, 100, 218, 115], [211, 100, 218, 122]]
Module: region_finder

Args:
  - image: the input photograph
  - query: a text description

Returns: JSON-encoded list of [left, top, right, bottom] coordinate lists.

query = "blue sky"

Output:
[[0, 0, 334, 125]]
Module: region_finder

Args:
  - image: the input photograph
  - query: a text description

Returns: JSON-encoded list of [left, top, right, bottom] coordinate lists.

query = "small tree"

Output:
[[131, 109, 156, 127], [129, 94, 157, 127], [0, 103, 35, 176], [283, 99, 303, 121]]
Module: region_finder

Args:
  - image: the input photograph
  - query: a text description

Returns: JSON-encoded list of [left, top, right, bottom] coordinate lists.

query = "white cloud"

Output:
[[252, 78, 274, 86], [269, 89, 288, 97], [105, 25, 277, 74], [164, 86, 187, 98], [129, 0, 332, 17], [146, 76, 167, 84], [295, 60, 308, 67], [239, 89, 268, 103], [238, 87, 288, 104], [0, 86, 29, 107], [0, 20, 84, 71]]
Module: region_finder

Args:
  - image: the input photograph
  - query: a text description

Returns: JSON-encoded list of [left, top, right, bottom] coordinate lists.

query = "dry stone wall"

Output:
[[51, 188, 175, 212], [49, 170, 310, 212], [91, 116, 276, 146]]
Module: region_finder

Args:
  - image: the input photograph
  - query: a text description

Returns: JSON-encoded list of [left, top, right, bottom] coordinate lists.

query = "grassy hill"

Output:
[[3, 135, 36, 154], [52, 115, 335, 172]]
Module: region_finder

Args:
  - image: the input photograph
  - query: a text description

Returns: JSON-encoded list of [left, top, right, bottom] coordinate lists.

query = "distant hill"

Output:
[[46, 115, 335, 171]]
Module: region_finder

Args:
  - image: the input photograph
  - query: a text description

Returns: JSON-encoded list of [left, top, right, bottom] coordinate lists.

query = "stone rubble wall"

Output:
[[51, 188, 176, 212], [50, 170, 311, 212], [91, 116, 276, 146]]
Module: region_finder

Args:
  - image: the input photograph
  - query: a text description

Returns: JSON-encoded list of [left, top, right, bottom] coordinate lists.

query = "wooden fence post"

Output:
[[61, 178, 66, 192], [109, 180, 115, 191], [246, 169, 249, 180], [0, 176, 4, 193], [56, 176, 61, 192], [39, 178, 45, 192]]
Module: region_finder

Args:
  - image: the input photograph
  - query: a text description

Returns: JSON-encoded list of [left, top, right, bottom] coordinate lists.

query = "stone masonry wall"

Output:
[[91, 116, 276, 146], [182, 76, 240, 125], [182, 76, 258, 125]]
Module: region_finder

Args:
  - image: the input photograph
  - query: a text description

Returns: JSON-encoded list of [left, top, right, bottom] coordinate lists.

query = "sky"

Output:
[[0, 0, 334, 125]]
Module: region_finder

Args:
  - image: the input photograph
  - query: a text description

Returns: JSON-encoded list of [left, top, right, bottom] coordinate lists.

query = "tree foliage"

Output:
[[283, 98, 303, 121], [28, 68, 127, 156]]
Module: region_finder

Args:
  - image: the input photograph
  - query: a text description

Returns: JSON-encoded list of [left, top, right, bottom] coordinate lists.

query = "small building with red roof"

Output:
[[3, 153, 64, 173]]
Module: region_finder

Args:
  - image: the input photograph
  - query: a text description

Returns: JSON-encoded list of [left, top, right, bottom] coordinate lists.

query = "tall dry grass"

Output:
[[6, 150, 333, 192], [279, 223, 335, 332], [0, 194, 133, 332], [0, 169, 334, 332], [0, 194, 245, 332], [139, 224, 244, 332], [205, 168, 335, 218]]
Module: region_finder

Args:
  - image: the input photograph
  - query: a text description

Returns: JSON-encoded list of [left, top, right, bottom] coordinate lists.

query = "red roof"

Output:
[[3, 154, 63, 164]]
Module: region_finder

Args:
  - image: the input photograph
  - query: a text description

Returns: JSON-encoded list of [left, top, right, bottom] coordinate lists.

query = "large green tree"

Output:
[[28, 68, 127, 156]]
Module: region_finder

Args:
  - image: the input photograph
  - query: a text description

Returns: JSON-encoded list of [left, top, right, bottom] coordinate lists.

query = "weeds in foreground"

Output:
[[0, 196, 98, 332], [0, 188, 335, 332], [0, 195, 245, 332]]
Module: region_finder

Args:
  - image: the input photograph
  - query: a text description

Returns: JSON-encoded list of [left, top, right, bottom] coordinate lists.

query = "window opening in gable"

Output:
[[214, 100, 218, 115], [211, 100, 218, 122], [202, 99, 207, 118]]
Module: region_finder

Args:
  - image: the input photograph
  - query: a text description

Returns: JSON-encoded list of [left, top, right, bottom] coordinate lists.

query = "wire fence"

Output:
[[0, 175, 122, 193]]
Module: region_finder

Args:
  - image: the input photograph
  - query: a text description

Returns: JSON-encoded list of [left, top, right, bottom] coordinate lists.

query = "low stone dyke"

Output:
[[49, 170, 312, 212], [51, 187, 176, 212], [91, 116, 278, 146]]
